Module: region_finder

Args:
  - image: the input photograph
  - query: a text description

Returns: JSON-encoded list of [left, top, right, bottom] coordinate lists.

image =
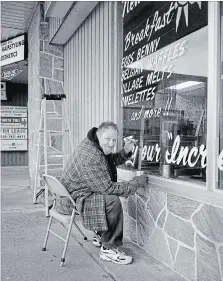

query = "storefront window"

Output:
[[219, 2, 223, 190], [120, 1, 208, 183]]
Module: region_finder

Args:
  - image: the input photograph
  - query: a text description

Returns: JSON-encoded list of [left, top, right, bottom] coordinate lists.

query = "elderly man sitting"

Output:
[[56, 121, 148, 265]]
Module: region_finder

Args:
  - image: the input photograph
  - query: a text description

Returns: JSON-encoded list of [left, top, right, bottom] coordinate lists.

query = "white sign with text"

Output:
[[0, 106, 27, 117], [0, 106, 28, 151], [1, 34, 25, 67]]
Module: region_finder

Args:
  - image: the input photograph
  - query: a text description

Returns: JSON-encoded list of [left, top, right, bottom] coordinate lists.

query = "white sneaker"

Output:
[[93, 236, 101, 247], [100, 246, 133, 265], [93, 231, 102, 247]]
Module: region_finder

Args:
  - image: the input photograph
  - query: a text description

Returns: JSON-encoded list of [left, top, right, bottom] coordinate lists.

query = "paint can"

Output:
[[135, 170, 144, 176], [161, 164, 174, 178]]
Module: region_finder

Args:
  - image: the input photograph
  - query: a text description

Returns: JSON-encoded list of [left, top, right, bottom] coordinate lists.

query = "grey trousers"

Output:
[[100, 195, 123, 249]]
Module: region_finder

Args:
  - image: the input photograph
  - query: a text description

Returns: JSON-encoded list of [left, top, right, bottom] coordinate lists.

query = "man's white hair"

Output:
[[97, 121, 118, 134]]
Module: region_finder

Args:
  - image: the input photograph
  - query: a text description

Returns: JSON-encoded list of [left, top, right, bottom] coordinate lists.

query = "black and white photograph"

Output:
[[1, 1, 223, 280]]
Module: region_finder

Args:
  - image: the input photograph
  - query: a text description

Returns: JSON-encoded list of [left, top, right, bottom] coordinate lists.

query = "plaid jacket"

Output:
[[55, 131, 139, 231]]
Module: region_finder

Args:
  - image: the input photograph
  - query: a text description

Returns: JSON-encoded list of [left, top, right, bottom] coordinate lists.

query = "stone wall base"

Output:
[[122, 187, 223, 281]]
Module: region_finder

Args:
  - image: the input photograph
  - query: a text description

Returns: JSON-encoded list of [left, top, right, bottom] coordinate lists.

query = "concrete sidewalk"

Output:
[[1, 166, 29, 187], [1, 166, 187, 281]]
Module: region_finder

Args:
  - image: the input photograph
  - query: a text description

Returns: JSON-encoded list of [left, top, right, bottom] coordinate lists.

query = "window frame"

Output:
[[206, 1, 221, 193], [116, 2, 223, 208]]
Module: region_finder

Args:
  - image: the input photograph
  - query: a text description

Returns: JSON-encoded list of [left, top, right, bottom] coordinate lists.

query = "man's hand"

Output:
[[133, 175, 148, 187], [124, 136, 138, 154]]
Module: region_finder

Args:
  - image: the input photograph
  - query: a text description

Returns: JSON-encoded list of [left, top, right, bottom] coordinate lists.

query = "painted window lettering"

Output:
[[124, 1, 203, 52], [122, 1, 208, 179], [124, 2, 175, 51], [122, 1, 141, 18]]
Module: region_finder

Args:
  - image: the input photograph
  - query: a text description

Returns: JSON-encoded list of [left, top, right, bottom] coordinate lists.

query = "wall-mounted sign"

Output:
[[1, 117, 27, 128], [0, 106, 28, 151], [0, 106, 27, 117], [0, 34, 27, 67], [1, 69, 23, 80], [1, 82, 7, 100]]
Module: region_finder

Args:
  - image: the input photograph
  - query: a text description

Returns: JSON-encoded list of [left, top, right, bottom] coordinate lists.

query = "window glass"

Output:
[[120, 1, 208, 183]]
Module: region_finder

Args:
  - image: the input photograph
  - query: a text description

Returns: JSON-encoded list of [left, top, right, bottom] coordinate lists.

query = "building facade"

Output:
[[24, 1, 223, 280]]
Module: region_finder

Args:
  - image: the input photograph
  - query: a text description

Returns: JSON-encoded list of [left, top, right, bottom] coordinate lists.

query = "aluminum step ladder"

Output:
[[33, 94, 73, 216]]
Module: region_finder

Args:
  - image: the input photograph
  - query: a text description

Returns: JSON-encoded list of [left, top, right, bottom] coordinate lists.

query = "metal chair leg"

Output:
[[42, 216, 53, 251], [60, 220, 88, 241], [60, 210, 75, 266]]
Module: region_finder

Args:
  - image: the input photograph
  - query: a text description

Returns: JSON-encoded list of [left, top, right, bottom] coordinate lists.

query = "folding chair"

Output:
[[41, 174, 87, 266]]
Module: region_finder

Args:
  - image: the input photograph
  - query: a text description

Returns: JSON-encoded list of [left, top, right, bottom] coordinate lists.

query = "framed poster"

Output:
[[0, 106, 28, 151]]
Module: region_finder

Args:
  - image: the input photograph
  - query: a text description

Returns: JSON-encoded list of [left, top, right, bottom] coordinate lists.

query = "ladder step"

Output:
[[47, 154, 69, 157], [36, 188, 45, 200], [35, 188, 54, 201], [46, 115, 64, 120]]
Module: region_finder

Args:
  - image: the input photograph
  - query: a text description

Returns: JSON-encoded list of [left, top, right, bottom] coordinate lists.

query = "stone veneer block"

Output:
[[40, 4, 44, 22], [46, 168, 63, 178], [44, 42, 63, 57], [46, 119, 62, 132], [39, 77, 45, 96], [219, 246, 223, 277], [127, 195, 137, 219], [164, 213, 194, 247], [40, 165, 54, 174], [34, 85, 41, 98], [174, 246, 195, 280], [40, 40, 43, 51], [167, 236, 178, 260], [48, 164, 63, 170], [47, 155, 63, 165], [136, 186, 149, 203], [197, 235, 221, 281], [137, 198, 155, 246], [40, 53, 52, 78], [47, 147, 63, 156], [157, 209, 167, 228], [192, 205, 223, 242], [120, 197, 127, 213], [51, 135, 62, 152], [145, 227, 172, 266], [40, 22, 49, 40], [124, 215, 137, 244], [167, 193, 200, 219], [54, 57, 64, 69], [37, 99, 42, 111], [46, 101, 55, 112], [53, 69, 64, 82], [147, 188, 166, 222], [46, 79, 64, 96]]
